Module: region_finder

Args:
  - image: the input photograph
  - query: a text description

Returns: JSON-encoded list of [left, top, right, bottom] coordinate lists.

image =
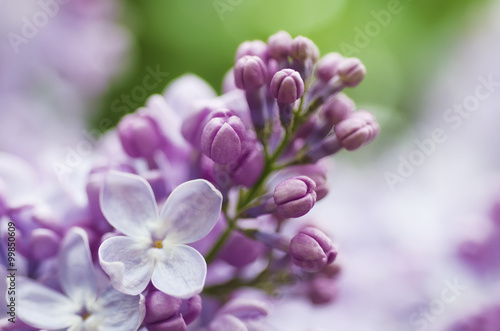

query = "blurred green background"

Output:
[[93, 0, 490, 141]]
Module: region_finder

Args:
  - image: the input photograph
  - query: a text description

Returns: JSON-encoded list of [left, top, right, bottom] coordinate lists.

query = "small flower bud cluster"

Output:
[[8, 31, 380, 331]]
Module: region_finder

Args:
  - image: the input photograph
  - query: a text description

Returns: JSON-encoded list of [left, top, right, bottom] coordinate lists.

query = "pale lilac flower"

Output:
[[163, 74, 217, 119], [98, 171, 222, 298], [17, 227, 145, 330], [209, 299, 270, 331]]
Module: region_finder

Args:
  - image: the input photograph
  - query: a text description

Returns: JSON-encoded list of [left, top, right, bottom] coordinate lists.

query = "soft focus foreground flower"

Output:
[[98, 171, 222, 298], [18, 227, 145, 330], [0, 0, 129, 164], [208, 299, 270, 331]]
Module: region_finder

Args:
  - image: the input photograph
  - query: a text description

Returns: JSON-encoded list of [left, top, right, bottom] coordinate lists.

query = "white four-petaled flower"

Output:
[[98, 171, 223, 298], [17, 227, 145, 331]]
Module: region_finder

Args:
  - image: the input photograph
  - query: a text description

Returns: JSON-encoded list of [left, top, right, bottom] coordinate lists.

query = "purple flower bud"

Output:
[[289, 226, 337, 271], [144, 290, 198, 331], [338, 57, 366, 87], [144, 290, 182, 326], [179, 295, 202, 325], [334, 111, 379, 151], [147, 316, 186, 331], [274, 176, 317, 218], [7, 205, 62, 260], [220, 231, 266, 268], [234, 56, 268, 91], [117, 113, 162, 159], [316, 53, 344, 82], [267, 31, 292, 60], [270, 69, 305, 104], [201, 114, 247, 164], [307, 275, 339, 305], [290, 36, 319, 62], [271, 69, 304, 129], [322, 93, 355, 125], [235, 40, 268, 62]]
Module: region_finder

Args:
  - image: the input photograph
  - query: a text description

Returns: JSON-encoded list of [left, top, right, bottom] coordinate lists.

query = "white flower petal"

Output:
[[100, 171, 158, 240], [58, 227, 97, 307], [88, 286, 145, 331], [159, 179, 222, 244], [68, 322, 84, 331], [17, 277, 80, 330], [98, 236, 154, 295], [151, 245, 207, 299]]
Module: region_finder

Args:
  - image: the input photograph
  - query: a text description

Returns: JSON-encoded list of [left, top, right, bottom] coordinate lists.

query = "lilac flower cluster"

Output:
[[458, 198, 500, 276], [0, 0, 129, 164], [444, 197, 500, 331], [0, 31, 379, 330]]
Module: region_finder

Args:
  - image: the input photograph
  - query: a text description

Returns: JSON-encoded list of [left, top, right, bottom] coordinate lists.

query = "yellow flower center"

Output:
[[153, 240, 163, 249]]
